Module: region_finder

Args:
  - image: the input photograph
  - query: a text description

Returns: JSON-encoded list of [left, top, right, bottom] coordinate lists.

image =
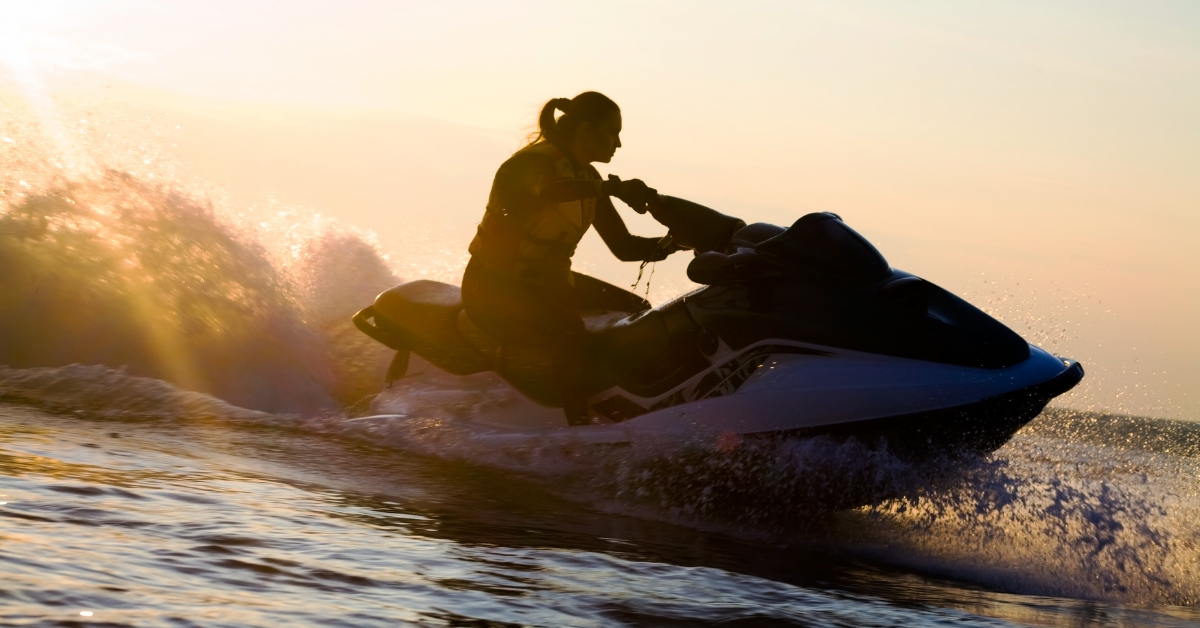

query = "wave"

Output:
[[0, 363, 271, 423], [0, 170, 397, 413]]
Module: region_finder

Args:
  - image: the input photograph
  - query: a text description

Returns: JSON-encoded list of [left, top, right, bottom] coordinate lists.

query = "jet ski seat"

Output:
[[360, 279, 689, 405], [366, 280, 492, 375]]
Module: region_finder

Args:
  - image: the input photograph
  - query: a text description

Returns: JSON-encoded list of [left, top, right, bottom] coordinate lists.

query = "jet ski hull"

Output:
[[766, 357, 1084, 458], [366, 343, 1082, 460]]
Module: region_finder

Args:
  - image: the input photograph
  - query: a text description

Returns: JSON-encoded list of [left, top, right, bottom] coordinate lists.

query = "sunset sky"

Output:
[[1, 1, 1197, 418]]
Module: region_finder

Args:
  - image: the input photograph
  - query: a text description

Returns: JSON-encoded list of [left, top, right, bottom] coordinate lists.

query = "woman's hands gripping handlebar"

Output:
[[604, 175, 747, 257], [603, 174, 658, 214]]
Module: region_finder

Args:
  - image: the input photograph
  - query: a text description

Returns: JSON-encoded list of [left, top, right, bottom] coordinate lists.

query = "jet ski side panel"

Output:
[[464, 356, 1082, 457], [622, 344, 1071, 435], [796, 360, 1084, 456], [686, 271, 1030, 369]]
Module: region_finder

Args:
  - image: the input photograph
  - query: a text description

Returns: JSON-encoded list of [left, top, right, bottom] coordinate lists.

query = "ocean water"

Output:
[[2, 370, 1200, 627], [3, 95, 1200, 627]]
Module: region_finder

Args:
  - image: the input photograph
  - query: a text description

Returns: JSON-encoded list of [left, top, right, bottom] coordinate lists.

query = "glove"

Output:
[[604, 175, 657, 213]]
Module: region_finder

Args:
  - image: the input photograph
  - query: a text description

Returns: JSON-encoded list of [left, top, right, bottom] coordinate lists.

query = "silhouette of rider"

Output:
[[462, 92, 680, 425]]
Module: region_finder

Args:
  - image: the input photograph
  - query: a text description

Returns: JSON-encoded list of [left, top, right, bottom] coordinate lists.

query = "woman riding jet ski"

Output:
[[464, 91, 683, 425], [353, 92, 1084, 459]]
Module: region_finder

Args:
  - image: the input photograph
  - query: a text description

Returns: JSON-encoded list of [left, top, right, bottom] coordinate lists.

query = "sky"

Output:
[[0, 0, 1197, 418]]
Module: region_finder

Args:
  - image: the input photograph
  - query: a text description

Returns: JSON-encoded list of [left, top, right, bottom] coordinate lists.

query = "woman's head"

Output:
[[532, 91, 622, 164]]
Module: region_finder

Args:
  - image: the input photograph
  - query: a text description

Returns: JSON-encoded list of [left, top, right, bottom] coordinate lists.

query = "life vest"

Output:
[[468, 141, 597, 287]]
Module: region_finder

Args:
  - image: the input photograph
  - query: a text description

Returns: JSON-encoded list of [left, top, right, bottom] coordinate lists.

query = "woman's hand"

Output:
[[645, 235, 687, 261], [604, 175, 657, 213]]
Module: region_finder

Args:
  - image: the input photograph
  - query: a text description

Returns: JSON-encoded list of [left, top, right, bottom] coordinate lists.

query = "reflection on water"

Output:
[[1, 397, 1199, 627]]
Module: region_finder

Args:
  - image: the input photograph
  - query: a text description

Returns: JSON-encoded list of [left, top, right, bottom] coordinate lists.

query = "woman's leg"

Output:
[[462, 261, 592, 425]]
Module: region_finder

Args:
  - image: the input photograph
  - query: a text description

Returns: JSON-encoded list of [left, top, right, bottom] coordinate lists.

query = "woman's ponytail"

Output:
[[534, 98, 568, 145], [528, 92, 619, 148]]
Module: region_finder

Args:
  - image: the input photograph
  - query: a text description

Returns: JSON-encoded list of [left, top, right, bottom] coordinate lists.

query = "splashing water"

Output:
[[0, 173, 332, 412], [307, 402, 1200, 607], [848, 413, 1200, 605], [1, 88, 399, 413]]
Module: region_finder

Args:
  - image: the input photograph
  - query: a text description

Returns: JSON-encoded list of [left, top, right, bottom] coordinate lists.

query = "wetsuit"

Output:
[[463, 141, 666, 424]]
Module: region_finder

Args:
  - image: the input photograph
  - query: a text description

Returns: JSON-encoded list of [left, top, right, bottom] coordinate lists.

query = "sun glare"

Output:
[[0, 1, 99, 180]]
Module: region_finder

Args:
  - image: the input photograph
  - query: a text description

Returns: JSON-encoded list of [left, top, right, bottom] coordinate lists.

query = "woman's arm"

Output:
[[497, 153, 658, 206], [593, 195, 665, 262], [494, 154, 671, 261]]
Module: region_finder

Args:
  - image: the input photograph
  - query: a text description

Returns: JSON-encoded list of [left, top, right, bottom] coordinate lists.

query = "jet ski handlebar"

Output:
[[644, 195, 746, 254]]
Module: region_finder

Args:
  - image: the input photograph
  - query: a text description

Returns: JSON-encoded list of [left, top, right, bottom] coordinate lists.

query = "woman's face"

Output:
[[577, 110, 622, 164]]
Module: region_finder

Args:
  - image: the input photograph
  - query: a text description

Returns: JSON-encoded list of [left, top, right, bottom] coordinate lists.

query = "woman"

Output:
[[462, 91, 680, 425]]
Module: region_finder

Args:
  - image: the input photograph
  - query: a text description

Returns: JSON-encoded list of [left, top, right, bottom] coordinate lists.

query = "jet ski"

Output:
[[351, 196, 1083, 459]]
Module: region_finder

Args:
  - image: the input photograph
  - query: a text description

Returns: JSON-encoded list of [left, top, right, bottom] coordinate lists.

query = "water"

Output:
[[2, 374, 1199, 627], [3, 95, 1200, 627]]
